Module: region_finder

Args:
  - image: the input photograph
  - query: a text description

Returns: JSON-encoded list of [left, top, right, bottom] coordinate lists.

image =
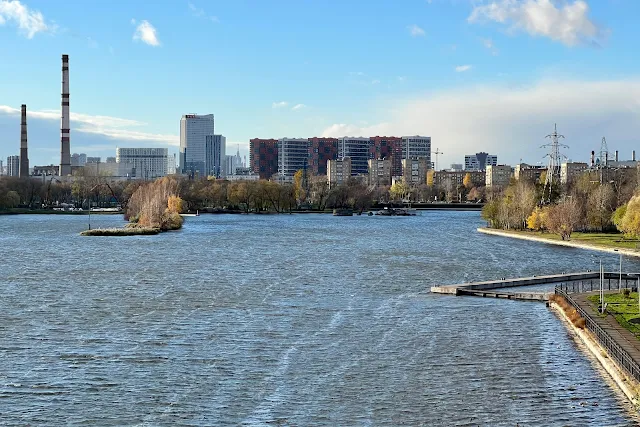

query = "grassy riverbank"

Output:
[[588, 292, 640, 339], [479, 228, 640, 253]]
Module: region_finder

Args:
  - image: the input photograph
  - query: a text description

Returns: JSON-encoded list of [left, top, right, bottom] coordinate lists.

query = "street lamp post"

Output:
[[614, 249, 622, 292]]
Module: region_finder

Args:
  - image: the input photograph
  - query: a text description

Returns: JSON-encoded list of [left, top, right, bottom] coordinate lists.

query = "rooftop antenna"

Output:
[[540, 123, 568, 204], [433, 148, 443, 171]]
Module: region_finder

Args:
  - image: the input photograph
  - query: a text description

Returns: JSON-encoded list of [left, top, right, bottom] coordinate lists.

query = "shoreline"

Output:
[[550, 302, 640, 408], [478, 227, 640, 259]]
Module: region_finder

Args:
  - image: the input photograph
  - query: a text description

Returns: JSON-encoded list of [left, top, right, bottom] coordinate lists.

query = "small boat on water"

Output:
[[333, 208, 353, 216], [180, 210, 200, 217]]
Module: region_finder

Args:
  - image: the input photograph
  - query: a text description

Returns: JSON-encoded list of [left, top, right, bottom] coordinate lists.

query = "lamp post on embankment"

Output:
[[614, 249, 622, 292]]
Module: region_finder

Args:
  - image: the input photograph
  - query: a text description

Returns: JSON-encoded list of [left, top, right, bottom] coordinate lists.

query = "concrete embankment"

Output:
[[550, 302, 640, 408], [478, 227, 640, 259]]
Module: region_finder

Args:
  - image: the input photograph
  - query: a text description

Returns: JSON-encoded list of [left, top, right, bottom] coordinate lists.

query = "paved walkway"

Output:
[[572, 292, 640, 367]]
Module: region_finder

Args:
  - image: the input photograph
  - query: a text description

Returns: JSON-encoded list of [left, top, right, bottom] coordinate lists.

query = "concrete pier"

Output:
[[431, 272, 640, 302]]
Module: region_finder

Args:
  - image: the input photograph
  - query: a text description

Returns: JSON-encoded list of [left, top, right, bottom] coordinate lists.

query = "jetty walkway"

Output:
[[431, 271, 640, 302]]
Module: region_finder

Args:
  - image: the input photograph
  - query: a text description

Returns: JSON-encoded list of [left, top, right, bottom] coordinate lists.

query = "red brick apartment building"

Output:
[[249, 138, 278, 179]]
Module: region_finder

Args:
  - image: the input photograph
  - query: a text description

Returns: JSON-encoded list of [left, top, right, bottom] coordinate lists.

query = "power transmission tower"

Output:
[[540, 123, 569, 204], [598, 137, 611, 168], [433, 148, 443, 171]]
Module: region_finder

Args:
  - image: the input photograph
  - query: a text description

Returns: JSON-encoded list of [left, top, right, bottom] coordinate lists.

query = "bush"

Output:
[[623, 288, 631, 299]]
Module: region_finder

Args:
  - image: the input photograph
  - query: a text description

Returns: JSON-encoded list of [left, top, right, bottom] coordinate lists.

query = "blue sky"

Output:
[[1, 0, 640, 169]]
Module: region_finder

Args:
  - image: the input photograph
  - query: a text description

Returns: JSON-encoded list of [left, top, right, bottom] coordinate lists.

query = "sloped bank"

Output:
[[550, 300, 640, 408], [478, 227, 640, 259]]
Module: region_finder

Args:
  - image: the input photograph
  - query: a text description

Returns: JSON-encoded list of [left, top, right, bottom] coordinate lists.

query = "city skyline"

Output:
[[2, 0, 640, 168]]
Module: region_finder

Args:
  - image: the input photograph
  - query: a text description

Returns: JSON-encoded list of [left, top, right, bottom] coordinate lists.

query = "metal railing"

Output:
[[555, 287, 640, 383]]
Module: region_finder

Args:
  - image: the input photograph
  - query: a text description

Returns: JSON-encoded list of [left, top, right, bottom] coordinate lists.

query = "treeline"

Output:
[[482, 169, 638, 240], [1, 170, 487, 213]]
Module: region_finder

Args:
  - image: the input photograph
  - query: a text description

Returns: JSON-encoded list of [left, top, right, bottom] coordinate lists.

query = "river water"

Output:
[[1, 212, 639, 426]]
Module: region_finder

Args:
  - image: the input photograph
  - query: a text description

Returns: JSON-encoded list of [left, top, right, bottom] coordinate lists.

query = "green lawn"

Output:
[[588, 292, 640, 338], [504, 229, 640, 251]]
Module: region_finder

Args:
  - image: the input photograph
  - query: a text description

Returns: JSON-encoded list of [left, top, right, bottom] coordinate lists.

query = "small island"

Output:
[[81, 177, 184, 236]]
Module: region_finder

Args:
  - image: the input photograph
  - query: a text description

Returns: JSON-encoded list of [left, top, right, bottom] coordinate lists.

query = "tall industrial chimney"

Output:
[[615, 150, 619, 162], [19, 104, 29, 178], [590, 150, 595, 167], [634, 150, 637, 162], [59, 54, 71, 176]]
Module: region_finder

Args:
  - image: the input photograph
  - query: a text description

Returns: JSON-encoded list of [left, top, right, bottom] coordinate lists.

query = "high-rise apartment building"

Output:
[[402, 158, 429, 187], [180, 113, 215, 175], [486, 165, 512, 188], [368, 158, 392, 187], [327, 158, 352, 188], [338, 137, 370, 176], [7, 155, 19, 177], [278, 138, 309, 181], [205, 134, 226, 178], [86, 157, 101, 164], [116, 147, 169, 179], [308, 137, 338, 176], [370, 136, 403, 177], [106, 157, 116, 163], [402, 136, 431, 162], [465, 152, 497, 171], [250, 138, 278, 179]]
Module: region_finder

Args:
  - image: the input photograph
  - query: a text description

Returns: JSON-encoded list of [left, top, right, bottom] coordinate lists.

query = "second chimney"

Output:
[[19, 104, 29, 178]]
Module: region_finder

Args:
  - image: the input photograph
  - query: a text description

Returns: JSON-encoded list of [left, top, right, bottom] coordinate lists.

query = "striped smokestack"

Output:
[[19, 104, 29, 177], [59, 54, 71, 176]]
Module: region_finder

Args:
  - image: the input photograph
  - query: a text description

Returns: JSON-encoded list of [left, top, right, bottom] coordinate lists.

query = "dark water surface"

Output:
[[1, 212, 639, 426]]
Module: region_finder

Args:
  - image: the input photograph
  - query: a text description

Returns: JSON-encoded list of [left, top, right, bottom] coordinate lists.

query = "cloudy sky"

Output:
[[1, 0, 639, 168]]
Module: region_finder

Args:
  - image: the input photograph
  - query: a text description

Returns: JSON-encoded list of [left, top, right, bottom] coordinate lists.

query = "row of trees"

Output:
[[1, 168, 491, 214], [482, 168, 639, 240]]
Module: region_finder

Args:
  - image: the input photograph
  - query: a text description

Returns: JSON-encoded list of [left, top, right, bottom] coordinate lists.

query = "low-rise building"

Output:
[[368, 158, 392, 187], [327, 157, 351, 188], [486, 165, 513, 188], [434, 170, 484, 189], [402, 157, 429, 187], [560, 162, 588, 185], [82, 161, 135, 178], [32, 165, 59, 176]]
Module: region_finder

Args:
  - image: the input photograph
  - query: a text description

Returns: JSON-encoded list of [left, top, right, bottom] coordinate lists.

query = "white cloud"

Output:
[[349, 71, 365, 76], [188, 2, 219, 23], [408, 24, 425, 37], [482, 37, 498, 55], [272, 101, 288, 108], [455, 64, 472, 72], [371, 79, 381, 85], [0, 0, 52, 38], [292, 104, 306, 111], [320, 78, 640, 167], [132, 19, 160, 46], [0, 105, 177, 145], [468, 0, 604, 47]]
